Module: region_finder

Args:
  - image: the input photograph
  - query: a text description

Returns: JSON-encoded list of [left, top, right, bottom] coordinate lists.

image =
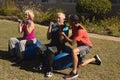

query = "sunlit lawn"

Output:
[[0, 20, 120, 80]]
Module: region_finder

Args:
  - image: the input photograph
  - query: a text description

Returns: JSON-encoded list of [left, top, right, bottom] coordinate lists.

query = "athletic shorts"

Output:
[[78, 45, 92, 64]]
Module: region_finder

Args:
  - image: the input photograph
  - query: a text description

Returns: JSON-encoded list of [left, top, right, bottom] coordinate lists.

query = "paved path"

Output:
[[1, 20, 120, 42], [88, 33, 120, 42]]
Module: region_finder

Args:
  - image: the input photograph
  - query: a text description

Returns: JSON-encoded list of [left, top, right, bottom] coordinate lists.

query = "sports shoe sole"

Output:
[[95, 54, 102, 65], [64, 74, 79, 80]]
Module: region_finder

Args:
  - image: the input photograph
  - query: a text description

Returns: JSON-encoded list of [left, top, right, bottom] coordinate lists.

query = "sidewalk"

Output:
[[88, 33, 120, 42]]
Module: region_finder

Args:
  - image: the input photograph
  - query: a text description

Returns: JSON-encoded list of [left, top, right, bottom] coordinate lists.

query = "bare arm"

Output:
[[61, 32, 76, 45], [18, 19, 23, 33], [47, 22, 53, 40]]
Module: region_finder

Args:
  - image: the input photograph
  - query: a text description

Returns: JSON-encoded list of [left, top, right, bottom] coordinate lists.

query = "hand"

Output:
[[18, 19, 23, 23], [49, 21, 53, 28]]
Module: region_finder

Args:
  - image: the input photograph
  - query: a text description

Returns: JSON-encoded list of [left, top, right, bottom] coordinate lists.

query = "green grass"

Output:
[[0, 20, 120, 80]]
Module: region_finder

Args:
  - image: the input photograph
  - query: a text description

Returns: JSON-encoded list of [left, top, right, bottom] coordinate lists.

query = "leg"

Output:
[[19, 38, 36, 53], [8, 37, 20, 56], [18, 39, 27, 58], [72, 48, 80, 74], [64, 45, 91, 79], [33, 44, 48, 71], [79, 58, 95, 67], [46, 50, 54, 71], [44, 50, 54, 77], [44, 46, 58, 77], [79, 54, 102, 67], [63, 48, 80, 79]]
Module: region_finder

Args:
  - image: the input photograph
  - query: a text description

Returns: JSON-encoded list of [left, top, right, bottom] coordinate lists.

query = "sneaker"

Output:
[[33, 64, 43, 71], [64, 71, 78, 79], [45, 71, 53, 77], [94, 54, 102, 65]]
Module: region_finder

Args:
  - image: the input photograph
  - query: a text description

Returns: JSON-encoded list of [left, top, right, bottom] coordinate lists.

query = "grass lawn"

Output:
[[0, 20, 120, 80]]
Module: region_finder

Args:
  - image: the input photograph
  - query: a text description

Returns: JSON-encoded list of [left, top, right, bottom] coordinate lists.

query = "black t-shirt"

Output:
[[50, 23, 69, 51]]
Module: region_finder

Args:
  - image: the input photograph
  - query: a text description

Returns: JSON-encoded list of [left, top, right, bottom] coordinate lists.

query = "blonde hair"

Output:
[[25, 9, 34, 20], [57, 12, 66, 19]]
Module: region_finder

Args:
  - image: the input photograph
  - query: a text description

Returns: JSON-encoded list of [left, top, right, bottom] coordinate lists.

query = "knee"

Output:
[[72, 49, 78, 56], [36, 46, 43, 55], [72, 49, 79, 56], [19, 40, 25, 45], [9, 38, 15, 42]]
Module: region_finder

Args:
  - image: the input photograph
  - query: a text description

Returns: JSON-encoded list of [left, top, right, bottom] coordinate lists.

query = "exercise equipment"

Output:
[[53, 46, 73, 70], [24, 41, 73, 70], [24, 40, 41, 60]]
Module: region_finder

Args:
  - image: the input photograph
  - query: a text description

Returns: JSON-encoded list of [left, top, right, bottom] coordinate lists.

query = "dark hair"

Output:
[[69, 15, 79, 23]]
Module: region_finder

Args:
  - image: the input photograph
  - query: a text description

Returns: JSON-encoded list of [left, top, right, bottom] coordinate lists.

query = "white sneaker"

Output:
[[46, 72, 53, 77], [33, 64, 42, 71]]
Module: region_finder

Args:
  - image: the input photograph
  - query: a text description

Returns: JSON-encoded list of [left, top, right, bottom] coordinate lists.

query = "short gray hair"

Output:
[[57, 12, 66, 19]]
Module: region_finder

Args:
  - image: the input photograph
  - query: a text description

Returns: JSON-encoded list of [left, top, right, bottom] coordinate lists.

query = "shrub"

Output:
[[0, 6, 20, 16], [0, 1, 20, 16], [76, 0, 112, 18], [17, 12, 24, 20], [84, 16, 120, 37], [40, 9, 64, 25], [48, 9, 64, 22], [34, 11, 50, 25]]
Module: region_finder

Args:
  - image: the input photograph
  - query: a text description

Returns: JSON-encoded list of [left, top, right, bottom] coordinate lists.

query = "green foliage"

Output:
[[17, 12, 24, 20], [0, 0, 20, 16], [0, 6, 20, 16], [76, 0, 112, 17], [108, 23, 120, 36], [39, 9, 64, 25], [34, 11, 50, 25], [83, 16, 120, 37], [48, 9, 64, 22]]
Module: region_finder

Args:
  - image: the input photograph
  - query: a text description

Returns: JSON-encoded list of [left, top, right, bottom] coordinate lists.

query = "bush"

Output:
[[34, 11, 50, 25], [40, 9, 64, 25], [17, 12, 24, 20], [0, 1, 20, 16], [48, 9, 64, 22], [76, 0, 112, 18], [83, 16, 120, 37], [0, 6, 20, 16]]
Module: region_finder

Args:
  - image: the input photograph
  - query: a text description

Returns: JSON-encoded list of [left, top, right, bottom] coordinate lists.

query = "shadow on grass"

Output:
[[11, 57, 43, 73], [0, 50, 9, 60], [0, 50, 44, 73], [53, 71, 67, 75], [0, 50, 72, 76], [11, 60, 68, 77]]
